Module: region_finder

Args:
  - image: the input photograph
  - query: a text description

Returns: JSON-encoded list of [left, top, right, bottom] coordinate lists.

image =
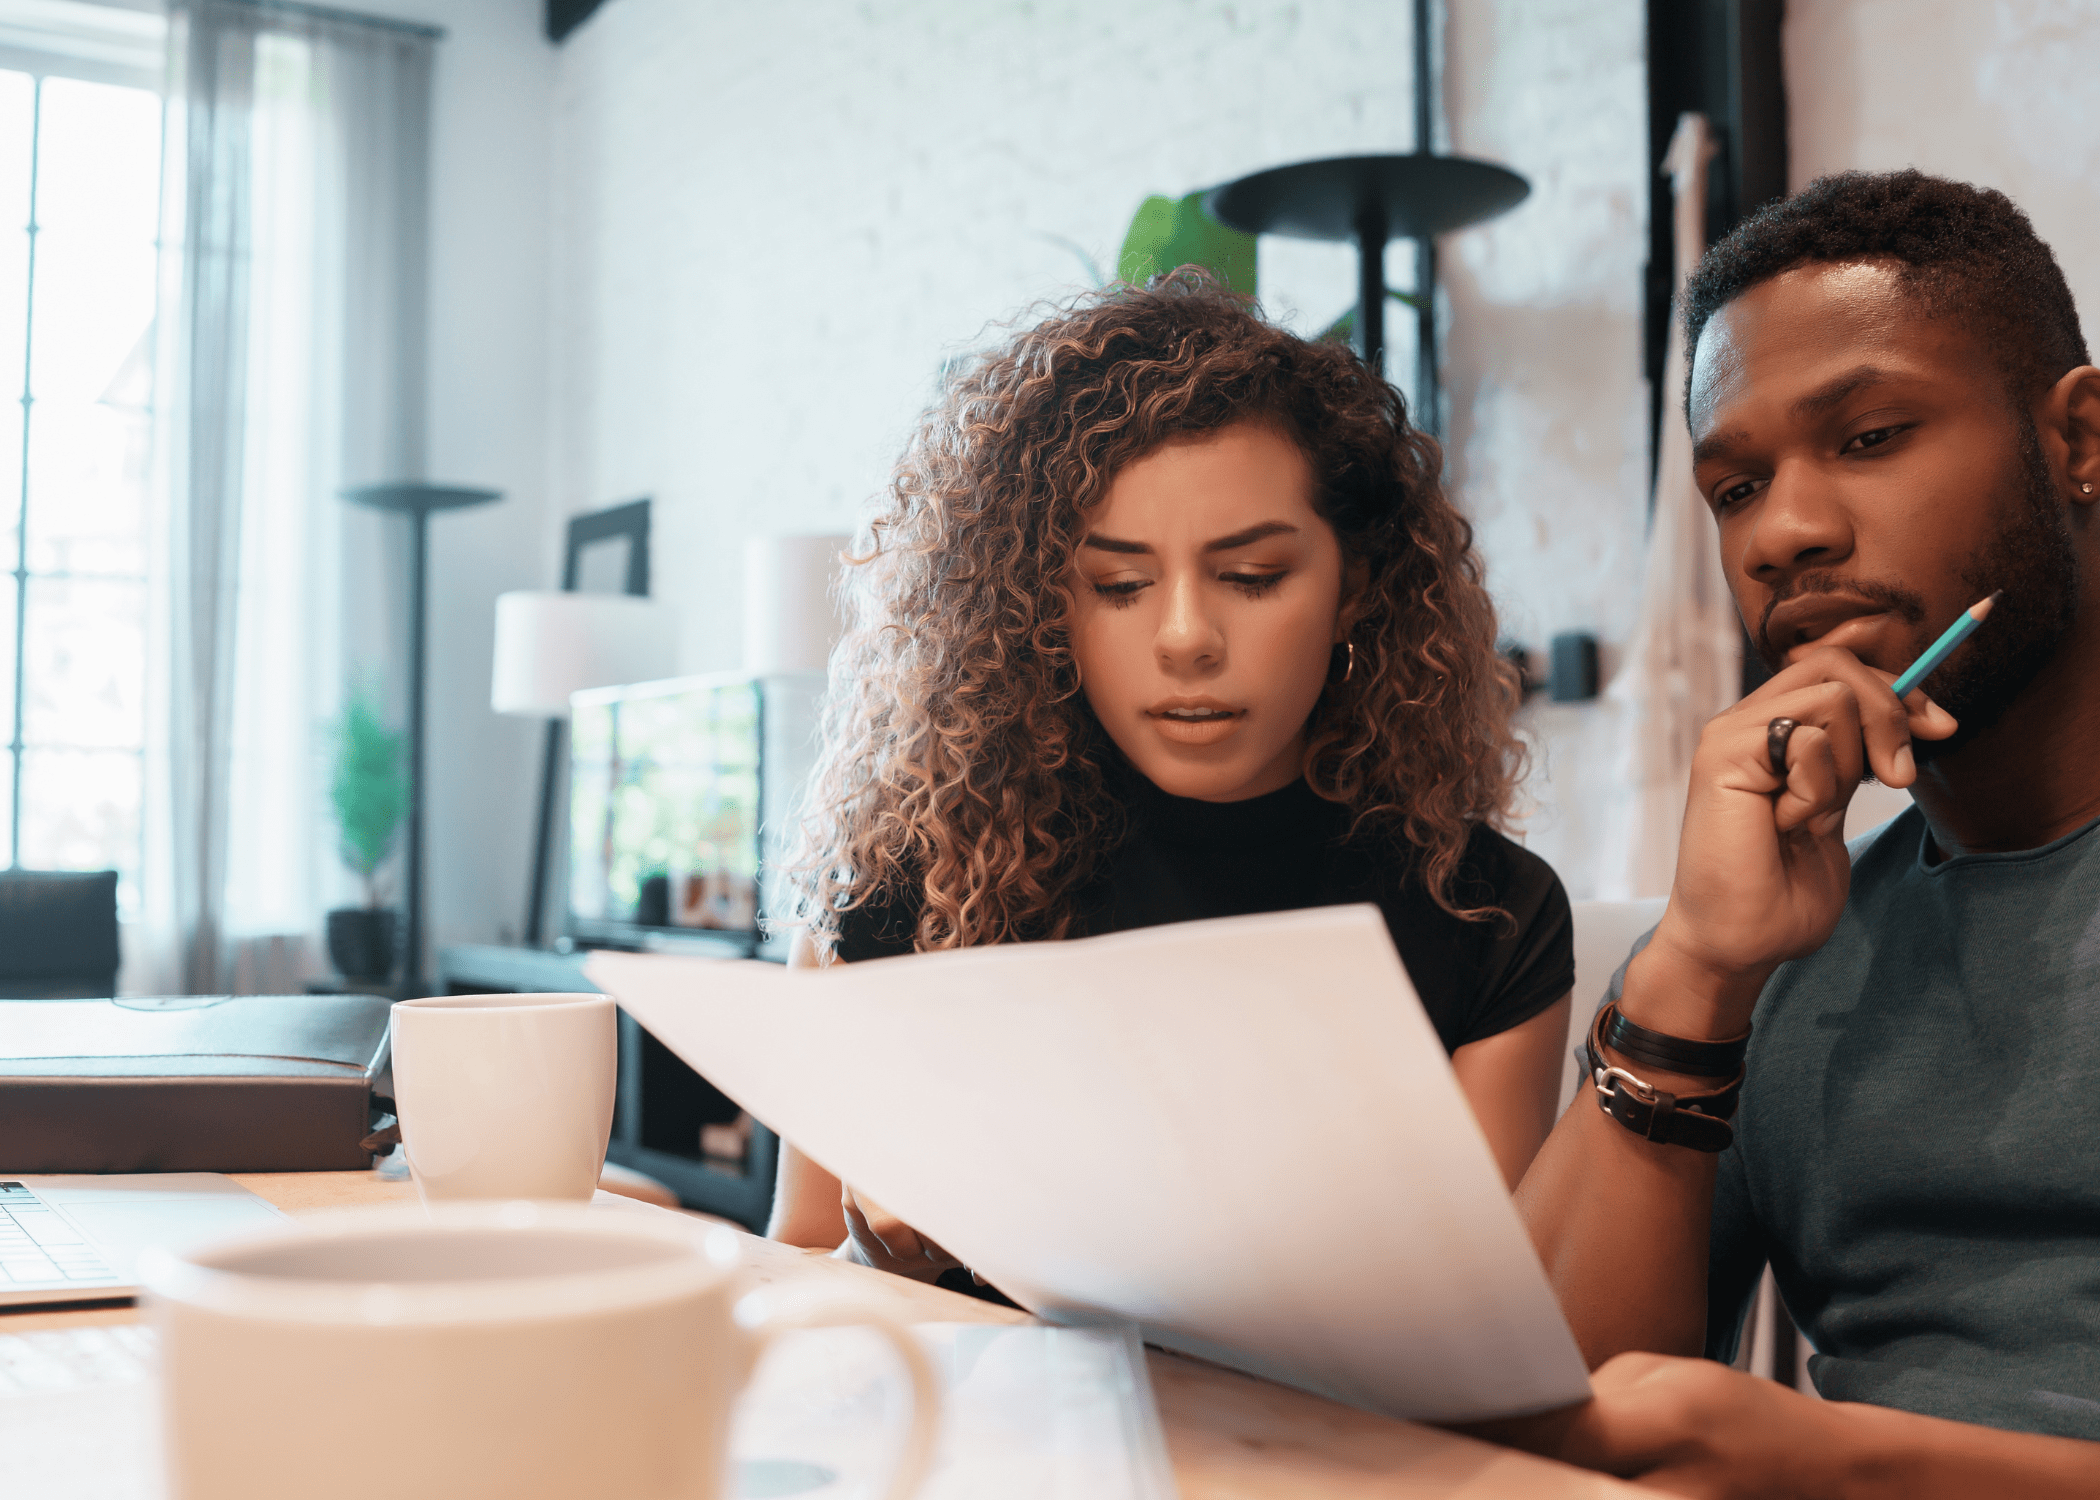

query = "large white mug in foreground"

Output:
[[142, 1203, 941, 1500], [391, 991, 615, 1202]]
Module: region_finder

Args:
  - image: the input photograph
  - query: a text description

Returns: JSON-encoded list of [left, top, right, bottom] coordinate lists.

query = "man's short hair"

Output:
[[1684, 170, 2089, 415]]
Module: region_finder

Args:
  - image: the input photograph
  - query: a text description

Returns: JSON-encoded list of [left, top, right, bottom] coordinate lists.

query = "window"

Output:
[[0, 54, 162, 915]]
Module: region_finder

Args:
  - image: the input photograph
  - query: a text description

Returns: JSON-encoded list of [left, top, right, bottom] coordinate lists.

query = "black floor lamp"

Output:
[[341, 482, 502, 998], [1205, 0, 1529, 431]]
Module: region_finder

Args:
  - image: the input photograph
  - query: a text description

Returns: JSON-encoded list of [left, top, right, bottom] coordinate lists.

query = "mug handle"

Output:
[[735, 1294, 943, 1500]]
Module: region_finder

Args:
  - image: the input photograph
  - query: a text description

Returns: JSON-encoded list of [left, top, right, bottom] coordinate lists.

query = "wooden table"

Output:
[[5, 1171, 1644, 1498]]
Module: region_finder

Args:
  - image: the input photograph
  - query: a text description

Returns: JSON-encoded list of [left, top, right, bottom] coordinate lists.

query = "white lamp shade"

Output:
[[491, 591, 679, 716], [742, 534, 850, 676]]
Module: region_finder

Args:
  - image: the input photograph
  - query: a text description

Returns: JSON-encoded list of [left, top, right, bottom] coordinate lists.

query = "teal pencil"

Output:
[[1890, 591, 2002, 699]]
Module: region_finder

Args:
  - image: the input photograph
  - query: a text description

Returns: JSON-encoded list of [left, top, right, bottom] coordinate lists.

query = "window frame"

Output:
[[0, 0, 167, 908]]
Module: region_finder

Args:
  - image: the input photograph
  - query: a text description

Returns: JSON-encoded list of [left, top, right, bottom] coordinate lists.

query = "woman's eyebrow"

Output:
[[1204, 521, 1298, 551], [1079, 533, 1151, 554], [1079, 521, 1299, 555]]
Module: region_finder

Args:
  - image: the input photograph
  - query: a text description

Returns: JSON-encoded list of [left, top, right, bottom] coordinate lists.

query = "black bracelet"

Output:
[[1585, 1005, 1742, 1153], [1602, 1001, 1749, 1078]]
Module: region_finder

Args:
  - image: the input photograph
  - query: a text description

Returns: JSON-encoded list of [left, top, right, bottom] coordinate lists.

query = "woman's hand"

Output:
[[1630, 645, 1957, 1040], [837, 1184, 963, 1283]]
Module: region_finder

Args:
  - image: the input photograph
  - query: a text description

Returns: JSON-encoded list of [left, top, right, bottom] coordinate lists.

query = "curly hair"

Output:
[[1685, 170, 2089, 417], [787, 271, 1524, 954]]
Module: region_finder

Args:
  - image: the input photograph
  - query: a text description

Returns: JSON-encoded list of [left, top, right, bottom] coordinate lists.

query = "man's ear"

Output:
[[1335, 556, 1373, 642], [2046, 365, 2100, 504]]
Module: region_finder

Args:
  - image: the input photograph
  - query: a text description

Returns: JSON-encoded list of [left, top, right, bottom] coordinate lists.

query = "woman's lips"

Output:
[[1148, 708, 1244, 746]]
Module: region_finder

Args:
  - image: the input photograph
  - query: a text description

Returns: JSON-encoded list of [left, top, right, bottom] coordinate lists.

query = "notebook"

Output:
[[0, 1320, 1176, 1500], [0, 995, 391, 1173]]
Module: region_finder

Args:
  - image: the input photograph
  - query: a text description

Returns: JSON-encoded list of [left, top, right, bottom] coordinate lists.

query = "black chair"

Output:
[[0, 869, 120, 998]]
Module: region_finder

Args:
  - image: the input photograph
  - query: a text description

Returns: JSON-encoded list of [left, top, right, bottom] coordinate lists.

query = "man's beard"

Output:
[[1746, 413, 2079, 764], [1910, 414, 2078, 764]]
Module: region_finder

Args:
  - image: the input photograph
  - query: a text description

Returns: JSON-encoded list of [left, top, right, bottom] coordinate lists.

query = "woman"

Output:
[[769, 272, 1573, 1288]]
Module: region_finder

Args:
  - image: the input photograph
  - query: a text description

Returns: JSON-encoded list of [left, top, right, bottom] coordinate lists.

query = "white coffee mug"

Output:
[[391, 992, 616, 1203], [141, 1203, 941, 1500]]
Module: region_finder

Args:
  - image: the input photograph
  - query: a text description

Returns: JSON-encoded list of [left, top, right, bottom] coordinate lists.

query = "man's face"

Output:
[[1689, 260, 2077, 757]]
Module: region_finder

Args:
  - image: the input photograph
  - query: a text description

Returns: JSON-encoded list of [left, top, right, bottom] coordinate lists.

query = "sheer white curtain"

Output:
[[146, 0, 432, 994]]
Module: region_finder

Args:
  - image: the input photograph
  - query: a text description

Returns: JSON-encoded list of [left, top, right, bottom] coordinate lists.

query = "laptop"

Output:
[[0, 1174, 289, 1306]]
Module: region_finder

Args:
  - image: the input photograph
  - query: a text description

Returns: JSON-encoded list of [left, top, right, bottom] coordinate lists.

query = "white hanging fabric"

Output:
[[152, 1, 433, 993], [1599, 114, 1743, 900]]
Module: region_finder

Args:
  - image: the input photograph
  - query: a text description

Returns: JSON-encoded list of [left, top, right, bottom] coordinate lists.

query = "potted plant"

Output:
[[326, 685, 407, 981]]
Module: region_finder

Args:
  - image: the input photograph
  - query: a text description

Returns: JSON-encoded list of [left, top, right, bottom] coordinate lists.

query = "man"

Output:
[[1508, 171, 2100, 1495]]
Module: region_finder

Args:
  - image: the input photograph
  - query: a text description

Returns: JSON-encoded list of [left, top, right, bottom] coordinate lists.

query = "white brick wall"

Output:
[[1446, 0, 1648, 895], [549, 0, 1653, 898], [1788, 0, 2100, 319]]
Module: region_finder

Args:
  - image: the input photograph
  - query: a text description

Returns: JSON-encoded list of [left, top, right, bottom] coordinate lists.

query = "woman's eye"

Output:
[[1090, 578, 1147, 609], [1221, 571, 1285, 596]]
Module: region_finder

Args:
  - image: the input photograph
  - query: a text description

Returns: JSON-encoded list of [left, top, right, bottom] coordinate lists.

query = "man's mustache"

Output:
[[1754, 571, 1928, 661]]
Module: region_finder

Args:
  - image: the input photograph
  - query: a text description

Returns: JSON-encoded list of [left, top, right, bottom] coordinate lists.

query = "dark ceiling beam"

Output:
[[546, 0, 608, 44], [1647, 0, 1787, 696], [1645, 0, 1787, 422]]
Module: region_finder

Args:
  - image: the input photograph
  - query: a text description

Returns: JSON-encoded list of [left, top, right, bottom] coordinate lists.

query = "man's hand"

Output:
[[1479, 1353, 2100, 1500], [837, 1184, 963, 1282], [1514, 1354, 1850, 1499], [1629, 645, 1957, 1041]]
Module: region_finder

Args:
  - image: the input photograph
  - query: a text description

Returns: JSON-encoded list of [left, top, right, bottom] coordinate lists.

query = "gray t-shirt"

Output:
[[1611, 807, 2100, 1439]]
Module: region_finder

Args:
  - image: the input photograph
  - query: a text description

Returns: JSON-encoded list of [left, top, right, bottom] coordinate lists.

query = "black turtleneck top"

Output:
[[833, 773, 1573, 1055]]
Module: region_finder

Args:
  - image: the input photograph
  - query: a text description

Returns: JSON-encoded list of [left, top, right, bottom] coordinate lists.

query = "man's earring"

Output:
[[2083, 482, 2094, 495]]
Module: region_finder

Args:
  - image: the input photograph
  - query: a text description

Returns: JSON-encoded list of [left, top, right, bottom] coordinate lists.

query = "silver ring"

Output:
[[1767, 717, 1798, 780]]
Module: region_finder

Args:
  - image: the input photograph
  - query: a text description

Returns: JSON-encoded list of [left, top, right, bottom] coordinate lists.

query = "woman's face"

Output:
[[1067, 421, 1351, 803]]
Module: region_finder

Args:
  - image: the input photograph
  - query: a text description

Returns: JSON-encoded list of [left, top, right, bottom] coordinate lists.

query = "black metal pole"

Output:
[[1415, 237, 1439, 434], [1355, 206, 1388, 377], [523, 716, 563, 945], [1412, 0, 1441, 436], [401, 504, 428, 997], [1413, 0, 1435, 153]]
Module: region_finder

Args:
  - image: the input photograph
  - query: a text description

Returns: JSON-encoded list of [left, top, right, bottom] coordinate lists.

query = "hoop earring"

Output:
[[1329, 641, 1355, 685]]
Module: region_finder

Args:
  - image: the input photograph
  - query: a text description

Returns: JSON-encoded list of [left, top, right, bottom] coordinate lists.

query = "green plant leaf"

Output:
[[1118, 192, 1257, 295], [329, 685, 407, 899]]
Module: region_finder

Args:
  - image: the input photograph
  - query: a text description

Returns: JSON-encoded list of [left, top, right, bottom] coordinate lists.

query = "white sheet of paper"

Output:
[[588, 904, 1591, 1423]]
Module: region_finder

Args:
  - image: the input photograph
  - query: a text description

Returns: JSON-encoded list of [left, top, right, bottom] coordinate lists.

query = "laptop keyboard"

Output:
[[0, 1183, 114, 1284], [0, 1324, 156, 1393]]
